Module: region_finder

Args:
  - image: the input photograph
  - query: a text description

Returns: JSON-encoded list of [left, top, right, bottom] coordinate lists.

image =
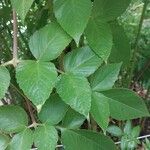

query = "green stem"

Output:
[[127, 0, 149, 87]]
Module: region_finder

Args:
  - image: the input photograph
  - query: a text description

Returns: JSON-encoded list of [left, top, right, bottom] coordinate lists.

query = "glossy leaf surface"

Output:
[[62, 129, 117, 150], [34, 125, 58, 150], [91, 92, 110, 131], [54, 0, 92, 44], [102, 89, 150, 120], [29, 22, 71, 61], [39, 94, 68, 125], [8, 128, 33, 150], [90, 63, 122, 91], [64, 46, 103, 77], [10, 0, 34, 22], [56, 74, 91, 116], [0, 105, 28, 133], [16, 60, 57, 106], [85, 18, 113, 60]]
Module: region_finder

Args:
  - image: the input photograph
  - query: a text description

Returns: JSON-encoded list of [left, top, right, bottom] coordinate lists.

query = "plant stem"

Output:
[[12, 10, 18, 67], [115, 134, 150, 145], [10, 83, 36, 124], [3, 11, 37, 124], [1, 60, 14, 67], [90, 117, 97, 131], [127, 0, 149, 87], [26, 99, 36, 124]]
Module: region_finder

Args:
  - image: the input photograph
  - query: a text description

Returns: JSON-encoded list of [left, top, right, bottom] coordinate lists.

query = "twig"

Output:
[[0, 59, 20, 67], [11, 11, 37, 124], [12, 10, 18, 67], [1, 60, 14, 67], [127, 0, 149, 87], [10, 83, 36, 124], [57, 68, 65, 74], [26, 99, 36, 124], [115, 134, 150, 145], [28, 122, 39, 128]]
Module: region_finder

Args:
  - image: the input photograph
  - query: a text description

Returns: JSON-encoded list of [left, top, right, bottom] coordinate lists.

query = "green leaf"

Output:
[[107, 125, 123, 137], [39, 94, 68, 125], [54, 0, 92, 44], [109, 21, 131, 66], [62, 108, 85, 129], [10, 0, 34, 23], [62, 129, 117, 150], [93, 0, 131, 21], [131, 126, 140, 138], [8, 128, 33, 150], [91, 92, 110, 131], [90, 63, 122, 92], [85, 18, 113, 60], [0, 66, 10, 99], [124, 120, 132, 134], [29, 22, 71, 61], [64, 46, 103, 77], [120, 135, 128, 150], [0, 105, 28, 133], [34, 125, 58, 150], [0, 134, 10, 150], [102, 89, 150, 120], [16, 60, 57, 106], [56, 74, 91, 117]]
